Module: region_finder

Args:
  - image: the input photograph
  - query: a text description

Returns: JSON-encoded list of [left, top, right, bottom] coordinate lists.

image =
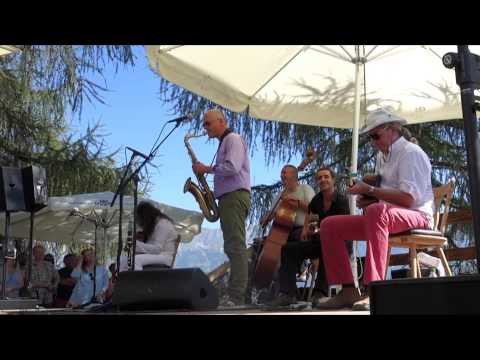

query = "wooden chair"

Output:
[[385, 180, 455, 279], [171, 234, 182, 267], [143, 234, 182, 270]]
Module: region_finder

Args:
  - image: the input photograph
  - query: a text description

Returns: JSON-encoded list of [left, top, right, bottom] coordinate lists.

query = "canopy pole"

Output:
[[350, 56, 363, 213], [349, 47, 365, 289], [454, 46, 480, 272]]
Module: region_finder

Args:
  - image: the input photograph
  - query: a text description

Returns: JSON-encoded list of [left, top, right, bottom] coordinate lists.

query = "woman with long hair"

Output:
[[67, 248, 109, 308], [128, 201, 179, 270]]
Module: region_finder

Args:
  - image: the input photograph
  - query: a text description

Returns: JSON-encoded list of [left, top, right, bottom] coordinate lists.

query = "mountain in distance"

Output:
[[174, 225, 262, 273]]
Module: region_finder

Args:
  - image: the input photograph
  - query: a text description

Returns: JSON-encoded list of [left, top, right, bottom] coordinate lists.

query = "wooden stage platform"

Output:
[[0, 304, 369, 316]]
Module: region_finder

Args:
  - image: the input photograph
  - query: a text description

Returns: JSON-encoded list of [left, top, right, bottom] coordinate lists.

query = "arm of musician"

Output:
[[301, 211, 311, 241], [260, 193, 281, 227], [135, 240, 162, 254], [212, 135, 247, 176], [192, 161, 212, 175], [136, 219, 177, 255], [356, 195, 377, 210], [348, 181, 414, 208]]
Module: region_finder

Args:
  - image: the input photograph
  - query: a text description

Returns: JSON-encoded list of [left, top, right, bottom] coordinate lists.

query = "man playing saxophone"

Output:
[[192, 108, 251, 307]]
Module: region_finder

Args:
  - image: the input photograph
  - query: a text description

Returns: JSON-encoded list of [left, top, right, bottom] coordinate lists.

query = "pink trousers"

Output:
[[319, 202, 430, 286]]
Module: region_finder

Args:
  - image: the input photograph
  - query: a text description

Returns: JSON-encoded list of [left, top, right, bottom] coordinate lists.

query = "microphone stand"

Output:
[[111, 118, 187, 278], [447, 46, 480, 271]]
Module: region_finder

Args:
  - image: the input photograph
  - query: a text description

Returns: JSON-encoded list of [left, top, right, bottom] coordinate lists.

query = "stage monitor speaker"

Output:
[[370, 275, 480, 315], [22, 165, 48, 212], [112, 267, 219, 311], [0, 167, 26, 212]]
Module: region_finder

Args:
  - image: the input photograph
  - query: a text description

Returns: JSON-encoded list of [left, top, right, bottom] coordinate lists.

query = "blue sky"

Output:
[[72, 46, 302, 229]]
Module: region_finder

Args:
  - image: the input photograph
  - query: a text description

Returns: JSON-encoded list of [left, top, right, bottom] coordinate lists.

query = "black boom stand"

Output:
[[443, 46, 480, 272]]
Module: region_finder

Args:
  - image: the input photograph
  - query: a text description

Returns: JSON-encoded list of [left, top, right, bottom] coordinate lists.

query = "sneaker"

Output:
[[352, 296, 370, 311], [264, 293, 297, 307], [314, 288, 362, 310]]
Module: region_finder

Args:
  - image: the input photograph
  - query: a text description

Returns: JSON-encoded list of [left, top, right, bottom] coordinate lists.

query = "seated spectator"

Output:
[[54, 253, 78, 307], [67, 248, 109, 308], [31, 244, 59, 307], [0, 257, 25, 298]]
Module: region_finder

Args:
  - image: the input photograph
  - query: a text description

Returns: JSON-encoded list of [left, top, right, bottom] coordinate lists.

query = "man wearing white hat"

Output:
[[316, 108, 434, 311]]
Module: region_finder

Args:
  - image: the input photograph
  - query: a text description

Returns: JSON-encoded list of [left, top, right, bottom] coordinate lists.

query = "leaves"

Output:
[[0, 45, 138, 197]]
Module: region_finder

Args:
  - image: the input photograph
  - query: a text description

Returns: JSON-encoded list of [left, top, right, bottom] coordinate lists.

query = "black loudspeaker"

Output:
[[22, 165, 48, 212], [370, 275, 480, 315], [112, 268, 219, 311], [0, 167, 26, 212]]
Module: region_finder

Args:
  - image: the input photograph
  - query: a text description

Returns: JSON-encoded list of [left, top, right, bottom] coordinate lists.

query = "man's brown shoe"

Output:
[[352, 296, 370, 311], [314, 288, 362, 309]]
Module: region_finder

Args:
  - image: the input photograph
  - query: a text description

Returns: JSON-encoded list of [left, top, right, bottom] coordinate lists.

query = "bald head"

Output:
[[203, 108, 228, 139], [205, 108, 226, 121]]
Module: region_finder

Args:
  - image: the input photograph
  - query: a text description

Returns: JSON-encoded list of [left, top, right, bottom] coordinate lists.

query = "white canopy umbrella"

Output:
[[0, 45, 20, 57], [0, 192, 204, 246], [146, 45, 479, 184]]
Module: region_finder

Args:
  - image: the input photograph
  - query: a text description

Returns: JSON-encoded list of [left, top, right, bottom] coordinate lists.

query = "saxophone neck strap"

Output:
[[209, 128, 233, 170]]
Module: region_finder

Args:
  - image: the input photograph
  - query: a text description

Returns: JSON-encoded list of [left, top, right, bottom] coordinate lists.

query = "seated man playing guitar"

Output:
[[316, 108, 434, 311]]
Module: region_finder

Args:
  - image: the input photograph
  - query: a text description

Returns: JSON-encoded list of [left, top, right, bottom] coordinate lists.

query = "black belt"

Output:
[[218, 188, 250, 200]]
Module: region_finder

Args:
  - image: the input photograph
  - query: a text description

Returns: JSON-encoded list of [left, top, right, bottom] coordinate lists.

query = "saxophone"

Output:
[[183, 133, 220, 222]]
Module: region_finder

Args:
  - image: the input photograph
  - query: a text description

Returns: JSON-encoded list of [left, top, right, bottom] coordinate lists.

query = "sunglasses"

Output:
[[367, 126, 390, 141]]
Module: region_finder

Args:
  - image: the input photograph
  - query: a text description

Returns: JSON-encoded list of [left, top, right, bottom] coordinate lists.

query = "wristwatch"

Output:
[[367, 185, 375, 195]]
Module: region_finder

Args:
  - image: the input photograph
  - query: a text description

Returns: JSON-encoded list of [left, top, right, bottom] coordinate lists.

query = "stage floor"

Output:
[[0, 305, 370, 316]]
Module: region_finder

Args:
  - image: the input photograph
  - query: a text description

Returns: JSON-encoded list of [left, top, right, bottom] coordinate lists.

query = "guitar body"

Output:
[[253, 199, 297, 289], [361, 174, 381, 201]]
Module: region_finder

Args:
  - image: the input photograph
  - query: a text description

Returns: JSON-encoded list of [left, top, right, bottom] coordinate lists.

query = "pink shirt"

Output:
[[212, 132, 251, 198]]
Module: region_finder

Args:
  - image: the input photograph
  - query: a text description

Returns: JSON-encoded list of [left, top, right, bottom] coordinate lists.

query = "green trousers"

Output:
[[218, 190, 251, 304]]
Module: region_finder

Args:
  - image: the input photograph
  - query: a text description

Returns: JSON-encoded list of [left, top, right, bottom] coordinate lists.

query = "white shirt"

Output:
[[376, 136, 435, 229], [135, 218, 179, 267], [271, 183, 315, 227]]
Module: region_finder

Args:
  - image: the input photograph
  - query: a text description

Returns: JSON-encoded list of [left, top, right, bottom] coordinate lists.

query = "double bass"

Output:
[[252, 150, 315, 289]]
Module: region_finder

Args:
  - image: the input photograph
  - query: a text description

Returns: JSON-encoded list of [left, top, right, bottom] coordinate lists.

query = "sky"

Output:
[[72, 46, 303, 230]]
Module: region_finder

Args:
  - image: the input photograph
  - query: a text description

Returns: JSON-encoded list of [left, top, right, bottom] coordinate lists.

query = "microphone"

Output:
[[166, 113, 193, 124], [126, 147, 150, 160]]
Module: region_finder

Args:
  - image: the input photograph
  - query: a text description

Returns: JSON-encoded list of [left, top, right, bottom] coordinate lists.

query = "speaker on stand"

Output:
[[21, 165, 48, 299], [0, 167, 27, 300]]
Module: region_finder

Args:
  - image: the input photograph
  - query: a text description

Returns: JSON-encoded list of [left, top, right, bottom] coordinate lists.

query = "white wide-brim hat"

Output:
[[359, 109, 407, 135]]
